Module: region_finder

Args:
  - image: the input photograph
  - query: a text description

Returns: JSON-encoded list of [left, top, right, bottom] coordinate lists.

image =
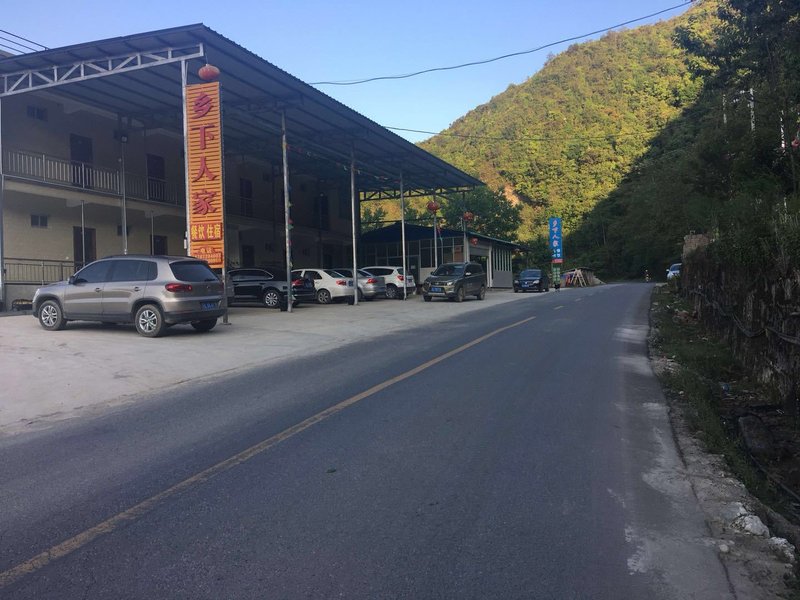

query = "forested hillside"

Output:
[[420, 0, 799, 278]]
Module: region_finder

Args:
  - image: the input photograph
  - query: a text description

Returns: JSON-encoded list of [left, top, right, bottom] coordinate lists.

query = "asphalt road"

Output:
[[0, 284, 734, 599]]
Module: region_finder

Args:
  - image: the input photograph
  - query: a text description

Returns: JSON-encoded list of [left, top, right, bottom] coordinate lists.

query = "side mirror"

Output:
[[68, 275, 76, 285]]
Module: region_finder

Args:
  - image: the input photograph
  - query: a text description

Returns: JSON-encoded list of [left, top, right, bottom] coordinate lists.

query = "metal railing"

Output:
[[4, 257, 79, 285], [4, 149, 180, 205]]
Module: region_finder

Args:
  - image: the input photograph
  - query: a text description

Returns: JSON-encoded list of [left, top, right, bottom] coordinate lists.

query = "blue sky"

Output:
[[2, 1, 693, 142]]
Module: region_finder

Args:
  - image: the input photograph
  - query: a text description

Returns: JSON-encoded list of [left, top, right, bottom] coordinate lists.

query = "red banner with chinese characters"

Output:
[[186, 82, 224, 268]]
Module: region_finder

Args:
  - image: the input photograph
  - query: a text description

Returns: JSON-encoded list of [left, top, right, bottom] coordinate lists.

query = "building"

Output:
[[360, 223, 522, 288], [0, 24, 481, 308]]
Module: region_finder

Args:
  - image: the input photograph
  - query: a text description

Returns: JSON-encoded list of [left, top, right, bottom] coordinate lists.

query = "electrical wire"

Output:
[[310, 1, 694, 85], [0, 29, 48, 51], [0, 35, 39, 53], [385, 125, 669, 143]]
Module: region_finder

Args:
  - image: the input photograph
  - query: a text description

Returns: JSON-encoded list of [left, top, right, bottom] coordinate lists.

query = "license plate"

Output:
[[201, 301, 217, 310], [431, 286, 442, 293]]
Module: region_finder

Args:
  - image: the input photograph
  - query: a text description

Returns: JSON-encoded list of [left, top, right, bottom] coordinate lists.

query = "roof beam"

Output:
[[0, 44, 204, 97]]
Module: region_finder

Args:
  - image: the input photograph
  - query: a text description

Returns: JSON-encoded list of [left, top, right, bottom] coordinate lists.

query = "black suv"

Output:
[[422, 262, 486, 302], [513, 268, 550, 293], [229, 267, 315, 308]]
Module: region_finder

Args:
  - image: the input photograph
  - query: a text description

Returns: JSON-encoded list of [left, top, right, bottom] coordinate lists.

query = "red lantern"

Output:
[[198, 64, 221, 81], [470, 237, 479, 246], [426, 200, 440, 213], [463, 211, 474, 222]]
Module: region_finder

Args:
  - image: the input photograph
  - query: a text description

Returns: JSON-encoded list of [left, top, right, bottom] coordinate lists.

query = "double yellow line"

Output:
[[0, 314, 536, 589]]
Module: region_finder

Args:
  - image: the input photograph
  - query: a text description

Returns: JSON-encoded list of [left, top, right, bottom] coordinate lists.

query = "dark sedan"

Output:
[[513, 269, 550, 293], [229, 267, 315, 308]]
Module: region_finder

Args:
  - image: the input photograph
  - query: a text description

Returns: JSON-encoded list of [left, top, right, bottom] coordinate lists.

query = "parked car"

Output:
[[291, 268, 355, 304], [513, 268, 550, 293], [33, 255, 225, 337], [229, 267, 315, 308], [362, 265, 415, 299], [333, 267, 387, 300], [422, 262, 486, 302], [666, 263, 682, 280]]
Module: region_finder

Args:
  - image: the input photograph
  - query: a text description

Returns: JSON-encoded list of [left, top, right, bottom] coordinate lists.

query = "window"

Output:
[[26, 105, 48, 121], [170, 261, 218, 282], [110, 260, 157, 282], [30, 214, 48, 228], [74, 261, 112, 284]]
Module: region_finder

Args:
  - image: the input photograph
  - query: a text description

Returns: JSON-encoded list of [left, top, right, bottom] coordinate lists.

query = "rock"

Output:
[[737, 415, 780, 460], [733, 514, 770, 537], [768, 537, 796, 564], [719, 543, 730, 554]]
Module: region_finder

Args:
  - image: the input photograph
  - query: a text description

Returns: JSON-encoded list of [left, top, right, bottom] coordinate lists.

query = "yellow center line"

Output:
[[0, 314, 537, 589]]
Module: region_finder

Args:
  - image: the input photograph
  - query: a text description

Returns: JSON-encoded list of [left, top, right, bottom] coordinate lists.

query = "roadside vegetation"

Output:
[[650, 283, 800, 527]]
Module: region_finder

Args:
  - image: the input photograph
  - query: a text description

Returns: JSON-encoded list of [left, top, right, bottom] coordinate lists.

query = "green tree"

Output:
[[439, 187, 522, 241]]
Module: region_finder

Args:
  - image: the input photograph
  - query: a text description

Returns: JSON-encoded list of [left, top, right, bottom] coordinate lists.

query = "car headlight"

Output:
[[532, 279, 540, 284], [513, 280, 519, 285]]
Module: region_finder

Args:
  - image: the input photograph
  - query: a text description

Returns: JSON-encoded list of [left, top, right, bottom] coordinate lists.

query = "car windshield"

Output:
[[432, 264, 463, 276], [520, 269, 542, 278]]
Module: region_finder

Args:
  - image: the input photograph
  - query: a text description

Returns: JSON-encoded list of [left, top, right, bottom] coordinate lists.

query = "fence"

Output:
[[4, 258, 78, 285]]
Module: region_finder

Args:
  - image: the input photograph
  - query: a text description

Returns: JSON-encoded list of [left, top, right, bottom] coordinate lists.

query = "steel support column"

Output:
[[282, 111, 293, 313], [181, 60, 191, 257], [350, 147, 358, 306], [0, 97, 5, 310], [400, 172, 407, 300]]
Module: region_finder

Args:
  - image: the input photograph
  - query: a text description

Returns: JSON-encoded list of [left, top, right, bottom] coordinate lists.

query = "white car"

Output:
[[362, 265, 415, 299], [666, 263, 682, 280], [291, 268, 355, 304], [333, 268, 387, 300]]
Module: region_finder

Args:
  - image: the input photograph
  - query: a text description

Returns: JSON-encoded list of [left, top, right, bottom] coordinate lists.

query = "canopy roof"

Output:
[[0, 24, 482, 198]]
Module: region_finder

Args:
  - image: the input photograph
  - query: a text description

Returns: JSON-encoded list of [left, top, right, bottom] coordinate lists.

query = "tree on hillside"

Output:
[[439, 187, 522, 241]]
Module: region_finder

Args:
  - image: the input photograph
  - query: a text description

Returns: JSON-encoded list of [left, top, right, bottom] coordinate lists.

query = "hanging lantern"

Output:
[[426, 200, 440, 213], [463, 211, 474, 222], [470, 237, 479, 246], [198, 63, 221, 81]]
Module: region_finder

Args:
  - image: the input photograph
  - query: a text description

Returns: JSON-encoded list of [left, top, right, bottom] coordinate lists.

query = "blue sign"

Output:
[[548, 217, 563, 262]]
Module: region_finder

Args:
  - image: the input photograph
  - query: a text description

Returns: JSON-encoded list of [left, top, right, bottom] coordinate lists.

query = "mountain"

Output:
[[420, 2, 722, 277]]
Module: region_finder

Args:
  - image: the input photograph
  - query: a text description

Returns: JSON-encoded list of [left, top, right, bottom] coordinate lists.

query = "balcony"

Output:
[[3, 148, 182, 206]]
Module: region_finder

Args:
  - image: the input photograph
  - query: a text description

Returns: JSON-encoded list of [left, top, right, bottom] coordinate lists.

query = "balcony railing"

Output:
[[4, 257, 79, 285], [4, 149, 181, 205]]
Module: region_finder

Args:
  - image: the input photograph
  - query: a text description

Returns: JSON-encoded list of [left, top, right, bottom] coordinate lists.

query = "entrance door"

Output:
[[73, 226, 96, 271], [241, 245, 255, 267], [70, 134, 94, 188], [147, 154, 166, 202]]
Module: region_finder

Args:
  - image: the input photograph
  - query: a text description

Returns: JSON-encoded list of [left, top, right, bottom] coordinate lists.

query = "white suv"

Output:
[[362, 266, 415, 299]]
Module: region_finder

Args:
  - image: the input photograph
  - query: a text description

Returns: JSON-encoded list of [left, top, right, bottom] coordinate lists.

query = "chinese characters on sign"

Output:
[[185, 82, 225, 268], [549, 217, 563, 264]]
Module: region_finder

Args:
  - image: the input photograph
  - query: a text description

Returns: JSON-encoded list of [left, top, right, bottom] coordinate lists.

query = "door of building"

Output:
[[70, 134, 94, 188], [73, 226, 96, 271], [241, 245, 255, 267]]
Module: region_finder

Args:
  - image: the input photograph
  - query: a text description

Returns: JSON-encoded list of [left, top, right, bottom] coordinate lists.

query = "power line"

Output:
[[311, 1, 694, 86], [0, 29, 49, 52], [0, 35, 39, 53], [386, 125, 669, 143]]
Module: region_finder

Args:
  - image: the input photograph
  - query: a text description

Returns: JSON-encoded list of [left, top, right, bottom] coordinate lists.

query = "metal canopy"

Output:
[[0, 24, 482, 197]]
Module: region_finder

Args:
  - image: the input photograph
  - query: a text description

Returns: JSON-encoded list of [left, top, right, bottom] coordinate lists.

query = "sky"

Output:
[[1, 1, 694, 142]]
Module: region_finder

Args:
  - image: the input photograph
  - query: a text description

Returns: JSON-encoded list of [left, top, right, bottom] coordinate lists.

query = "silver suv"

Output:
[[422, 262, 486, 302], [33, 255, 226, 337], [362, 265, 415, 299]]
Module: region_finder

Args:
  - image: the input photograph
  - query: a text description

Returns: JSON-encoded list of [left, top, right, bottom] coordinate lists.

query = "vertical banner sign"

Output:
[[549, 217, 563, 264], [186, 82, 225, 268]]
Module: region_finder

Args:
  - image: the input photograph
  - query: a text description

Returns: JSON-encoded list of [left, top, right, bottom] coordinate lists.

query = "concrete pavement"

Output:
[[0, 289, 556, 436]]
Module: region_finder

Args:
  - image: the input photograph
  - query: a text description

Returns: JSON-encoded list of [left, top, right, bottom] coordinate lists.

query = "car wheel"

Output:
[[261, 288, 281, 309], [135, 304, 165, 338], [385, 285, 398, 299], [423, 295, 432, 302], [455, 286, 464, 302], [38, 300, 66, 331], [317, 289, 332, 304], [191, 318, 217, 332], [514, 288, 519, 293], [358, 289, 364, 301], [477, 285, 486, 300]]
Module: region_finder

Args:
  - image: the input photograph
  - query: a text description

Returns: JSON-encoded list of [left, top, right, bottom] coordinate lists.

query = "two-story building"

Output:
[[0, 24, 481, 308]]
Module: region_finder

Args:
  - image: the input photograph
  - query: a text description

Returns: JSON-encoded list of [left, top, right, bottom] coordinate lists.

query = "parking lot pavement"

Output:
[[0, 289, 552, 436]]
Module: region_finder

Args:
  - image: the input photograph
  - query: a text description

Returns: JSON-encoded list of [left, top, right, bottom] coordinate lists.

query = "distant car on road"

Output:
[[333, 267, 387, 300], [362, 265, 415, 299], [229, 267, 315, 308], [666, 263, 682, 280], [422, 261, 486, 302], [33, 255, 225, 337], [291, 268, 355, 304], [514, 269, 550, 293]]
